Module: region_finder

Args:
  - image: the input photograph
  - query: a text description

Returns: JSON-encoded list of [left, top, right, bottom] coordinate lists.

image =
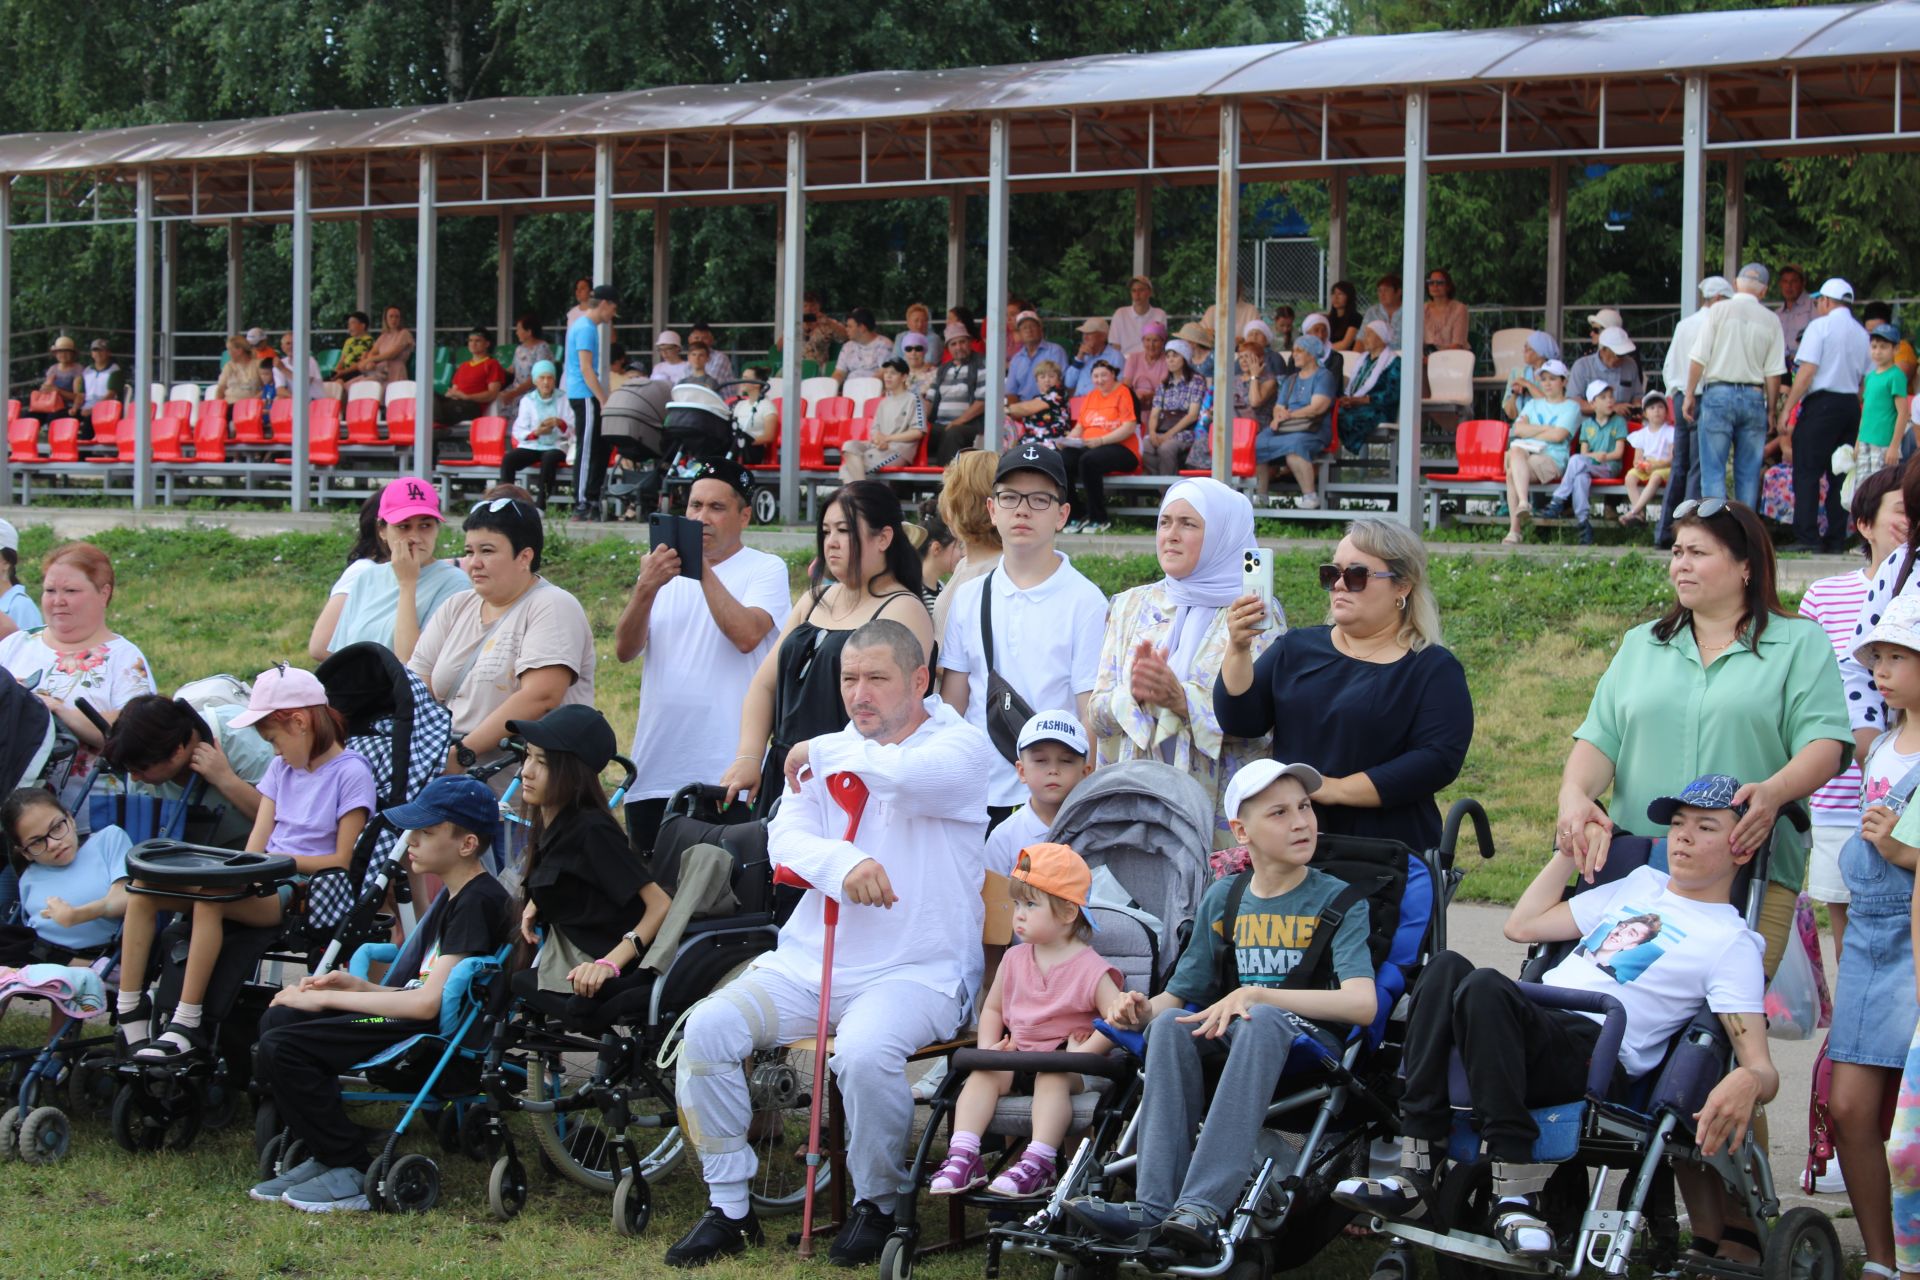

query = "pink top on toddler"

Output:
[[998, 944, 1122, 1052]]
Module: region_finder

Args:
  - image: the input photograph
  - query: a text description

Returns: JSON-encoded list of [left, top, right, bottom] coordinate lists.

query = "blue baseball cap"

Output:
[[1646, 774, 1746, 825], [384, 775, 502, 847]]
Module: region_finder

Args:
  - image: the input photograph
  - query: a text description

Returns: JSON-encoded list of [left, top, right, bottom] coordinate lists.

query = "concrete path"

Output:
[[1446, 899, 1862, 1252]]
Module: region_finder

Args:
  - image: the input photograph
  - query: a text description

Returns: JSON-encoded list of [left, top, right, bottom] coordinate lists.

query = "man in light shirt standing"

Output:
[[1684, 263, 1787, 510], [666, 619, 993, 1269], [1110, 275, 1169, 356], [1653, 277, 1730, 549], [1779, 278, 1870, 553]]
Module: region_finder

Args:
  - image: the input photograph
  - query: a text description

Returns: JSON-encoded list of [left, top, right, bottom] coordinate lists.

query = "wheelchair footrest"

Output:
[[1448, 1100, 1585, 1164]]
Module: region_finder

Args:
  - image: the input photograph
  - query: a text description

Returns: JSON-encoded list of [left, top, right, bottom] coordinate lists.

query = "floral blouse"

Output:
[[1012, 387, 1072, 446], [1087, 579, 1281, 858]]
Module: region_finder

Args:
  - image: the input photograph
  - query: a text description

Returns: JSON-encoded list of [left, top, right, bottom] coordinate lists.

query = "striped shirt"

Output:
[[1800, 568, 1872, 823]]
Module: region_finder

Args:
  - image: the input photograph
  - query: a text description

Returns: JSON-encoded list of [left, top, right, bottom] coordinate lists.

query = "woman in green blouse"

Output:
[[1556, 499, 1851, 974]]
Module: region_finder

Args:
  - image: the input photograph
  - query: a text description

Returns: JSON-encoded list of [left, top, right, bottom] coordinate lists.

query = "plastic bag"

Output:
[[1765, 896, 1826, 1039]]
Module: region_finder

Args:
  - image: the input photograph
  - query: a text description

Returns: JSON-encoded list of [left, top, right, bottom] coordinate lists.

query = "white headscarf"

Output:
[[1350, 319, 1400, 398], [1159, 478, 1257, 679]]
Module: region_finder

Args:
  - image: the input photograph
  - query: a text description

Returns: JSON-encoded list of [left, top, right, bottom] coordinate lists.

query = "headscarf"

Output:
[[526, 359, 565, 420], [1166, 338, 1195, 364], [1524, 331, 1560, 361], [1350, 320, 1399, 398], [1301, 312, 1331, 338], [531, 359, 557, 380], [1159, 478, 1256, 679], [1295, 334, 1328, 363]]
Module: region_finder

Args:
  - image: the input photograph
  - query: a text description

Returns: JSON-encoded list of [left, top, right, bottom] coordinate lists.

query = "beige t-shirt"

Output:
[[407, 580, 597, 742]]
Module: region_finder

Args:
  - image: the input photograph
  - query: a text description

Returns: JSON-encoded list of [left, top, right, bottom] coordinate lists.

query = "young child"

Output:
[[1828, 594, 1920, 1280], [1861, 323, 1910, 485], [1502, 360, 1578, 545], [1541, 382, 1628, 544], [0, 789, 130, 963], [510, 705, 671, 1016], [985, 713, 1096, 873], [1005, 360, 1073, 448], [929, 842, 1121, 1199], [247, 774, 515, 1212], [1065, 761, 1377, 1256], [114, 665, 374, 1059], [1620, 393, 1675, 527]]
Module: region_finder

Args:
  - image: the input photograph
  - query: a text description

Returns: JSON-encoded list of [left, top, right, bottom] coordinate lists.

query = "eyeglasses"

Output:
[[1318, 563, 1399, 592], [1426, 278, 1447, 285], [993, 491, 1062, 512], [1671, 498, 1729, 521], [19, 815, 72, 858]]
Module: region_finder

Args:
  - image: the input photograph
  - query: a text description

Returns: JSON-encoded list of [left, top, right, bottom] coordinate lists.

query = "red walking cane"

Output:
[[770, 770, 870, 1259]]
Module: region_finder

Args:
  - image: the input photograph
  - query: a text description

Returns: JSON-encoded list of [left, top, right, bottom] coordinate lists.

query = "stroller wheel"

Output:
[[1763, 1207, 1844, 1280], [488, 1154, 528, 1221], [0, 1105, 20, 1161], [613, 1170, 653, 1238], [18, 1106, 70, 1165], [381, 1153, 441, 1215], [110, 1081, 203, 1154]]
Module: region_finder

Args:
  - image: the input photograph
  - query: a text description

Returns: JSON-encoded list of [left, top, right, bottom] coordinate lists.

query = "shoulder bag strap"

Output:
[[980, 569, 997, 674], [1213, 871, 1252, 999], [1279, 878, 1381, 992]]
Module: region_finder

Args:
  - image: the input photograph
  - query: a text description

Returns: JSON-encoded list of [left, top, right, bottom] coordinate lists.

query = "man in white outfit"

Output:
[[667, 618, 993, 1269]]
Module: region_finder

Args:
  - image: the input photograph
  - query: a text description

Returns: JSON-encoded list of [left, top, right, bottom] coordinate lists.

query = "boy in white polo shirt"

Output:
[[984, 712, 1096, 872], [939, 445, 1110, 824]]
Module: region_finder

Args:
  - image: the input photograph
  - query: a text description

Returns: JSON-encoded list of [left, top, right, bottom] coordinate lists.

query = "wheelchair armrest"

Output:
[[349, 942, 400, 981], [1517, 982, 1627, 1100], [949, 1046, 1134, 1085], [1645, 1004, 1733, 1123]]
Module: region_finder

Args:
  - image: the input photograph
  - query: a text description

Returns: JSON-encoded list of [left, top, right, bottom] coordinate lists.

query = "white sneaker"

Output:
[[912, 1059, 950, 1101], [1298, 493, 1323, 510], [1811, 1155, 1847, 1195]]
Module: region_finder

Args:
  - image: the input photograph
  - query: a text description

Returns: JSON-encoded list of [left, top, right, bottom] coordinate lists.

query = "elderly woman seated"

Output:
[[1502, 331, 1561, 420], [1335, 321, 1402, 453], [1256, 336, 1338, 509]]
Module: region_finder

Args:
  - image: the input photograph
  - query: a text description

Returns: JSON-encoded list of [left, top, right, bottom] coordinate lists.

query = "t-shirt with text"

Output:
[[1166, 865, 1373, 1005]]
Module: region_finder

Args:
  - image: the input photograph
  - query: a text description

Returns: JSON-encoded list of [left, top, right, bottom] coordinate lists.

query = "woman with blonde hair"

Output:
[[211, 336, 267, 404], [932, 450, 1004, 638]]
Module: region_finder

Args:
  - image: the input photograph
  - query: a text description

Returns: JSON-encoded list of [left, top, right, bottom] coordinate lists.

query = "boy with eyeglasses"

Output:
[[939, 445, 1110, 828]]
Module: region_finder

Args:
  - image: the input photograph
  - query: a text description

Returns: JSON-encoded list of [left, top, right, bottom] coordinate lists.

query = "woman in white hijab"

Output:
[[1336, 320, 1402, 452], [1088, 478, 1281, 856]]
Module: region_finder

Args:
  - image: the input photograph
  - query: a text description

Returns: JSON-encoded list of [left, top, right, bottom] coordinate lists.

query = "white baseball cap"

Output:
[[1586, 379, 1613, 402], [1016, 711, 1089, 757], [1818, 278, 1855, 303], [1597, 326, 1637, 355], [1224, 760, 1324, 819], [1699, 276, 1734, 299], [0, 518, 17, 553], [1540, 359, 1570, 378]]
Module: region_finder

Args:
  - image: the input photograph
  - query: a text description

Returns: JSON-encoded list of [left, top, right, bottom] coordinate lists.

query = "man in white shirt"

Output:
[[1775, 265, 1816, 362], [668, 619, 992, 1269], [1684, 263, 1787, 509], [1780, 278, 1870, 552], [939, 444, 1109, 823], [834, 308, 894, 387], [1652, 277, 1730, 549], [1109, 275, 1169, 356], [614, 463, 791, 852]]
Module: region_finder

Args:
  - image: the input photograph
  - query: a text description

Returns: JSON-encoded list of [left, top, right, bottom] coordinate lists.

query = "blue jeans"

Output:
[[1696, 383, 1768, 507]]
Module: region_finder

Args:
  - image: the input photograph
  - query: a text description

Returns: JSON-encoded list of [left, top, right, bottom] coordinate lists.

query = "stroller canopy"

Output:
[[666, 382, 731, 422], [0, 676, 54, 796], [603, 379, 671, 453]]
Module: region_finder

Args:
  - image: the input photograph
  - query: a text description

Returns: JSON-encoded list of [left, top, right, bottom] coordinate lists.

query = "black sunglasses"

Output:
[[1318, 563, 1399, 592]]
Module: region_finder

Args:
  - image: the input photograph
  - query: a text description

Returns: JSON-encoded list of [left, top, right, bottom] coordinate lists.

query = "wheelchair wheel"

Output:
[[0, 1106, 19, 1161], [488, 1154, 528, 1221], [252, 1101, 280, 1157], [1762, 1207, 1844, 1280], [111, 1082, 203, 1153], [613, 1170, 653, 1237], [878, 1232, 915, 1280], [740, 1045, 830, 1215], [18, 1106, 70, 1165], [525, 1048, 682, 1192], [382, 1153, 441, 1214], [1433, 1161, 1498, 1280]]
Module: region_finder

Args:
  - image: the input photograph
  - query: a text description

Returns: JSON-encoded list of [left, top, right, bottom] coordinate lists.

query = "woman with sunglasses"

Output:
[[1558, 499, 1850, 977], [1422, 269, 1470, 353], [1214, 518, 1472, 853]]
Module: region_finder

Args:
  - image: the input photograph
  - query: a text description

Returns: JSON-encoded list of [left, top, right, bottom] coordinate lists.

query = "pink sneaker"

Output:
[[988, 1152, 1056, 1198], [930, 1149, 986, 1195]]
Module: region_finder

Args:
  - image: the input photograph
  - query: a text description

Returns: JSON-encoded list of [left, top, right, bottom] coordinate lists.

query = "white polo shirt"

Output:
[[939, 552, 1109, 807], [1797, 308, 1871, 397]]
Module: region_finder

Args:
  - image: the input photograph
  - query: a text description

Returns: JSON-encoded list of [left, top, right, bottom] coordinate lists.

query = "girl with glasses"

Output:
[[0, 789, 130, 968]]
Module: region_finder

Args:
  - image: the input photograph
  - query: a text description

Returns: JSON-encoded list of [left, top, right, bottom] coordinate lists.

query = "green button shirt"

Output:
[[1574, 616, 1853, 890]]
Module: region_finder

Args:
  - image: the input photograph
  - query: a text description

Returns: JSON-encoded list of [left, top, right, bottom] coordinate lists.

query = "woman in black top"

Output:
[[717, 481, 933, 817], [510, 706, 669, 1018], [1214, 518, 1473, 851], [1325, 281, 1365, 354]]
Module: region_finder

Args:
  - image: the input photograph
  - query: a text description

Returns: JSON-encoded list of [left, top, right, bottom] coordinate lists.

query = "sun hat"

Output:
[[943, 322, 972, 342], [1012, 843, 1098, 930], [1872, 322, 1902, 344], [1738, 263, 1771, 288], [382, 775, 502, 849], [1014, 310, 1042, 328], [1854, 593, 1920, 667], [656, 330, 682, 349], [1586, 379, 1613, 402], [507, 704, 618, 773], [901, 332, 930, 350], [231, 664, 331, 728], [1586, 308, 1625, 330], [49, 336, 76, 352], [1699, 276, 1735, 300], [1175, 322, 1214, 348], [1224, 759, 1324, 819], [0, 518, 17, 553], [1166, 339, 1195, 363], [1129, 275, 1154, 290], [1077, 317, 1110, 334]]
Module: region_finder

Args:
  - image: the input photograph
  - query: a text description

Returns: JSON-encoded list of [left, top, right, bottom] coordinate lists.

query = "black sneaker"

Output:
[[1064, 1196, 1160, 1246], [573, 501, 594, 522], [1154, 1203, 1223, 1258], [1540, 499, 1569, 520], [664, 1206, 763, 1268], [1577, 519, 1594, 546], [827, 1199, 895, 1268]]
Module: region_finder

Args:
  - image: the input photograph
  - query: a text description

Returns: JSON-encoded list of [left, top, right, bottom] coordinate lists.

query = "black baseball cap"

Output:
[[589, 284, 620, 304], [690, 458, 754, 504], [507, 704, 617, 772], [994, 441, 1069, 492]]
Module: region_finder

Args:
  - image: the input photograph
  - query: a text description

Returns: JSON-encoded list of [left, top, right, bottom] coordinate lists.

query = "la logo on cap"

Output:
[[406, 480, 429, 501]]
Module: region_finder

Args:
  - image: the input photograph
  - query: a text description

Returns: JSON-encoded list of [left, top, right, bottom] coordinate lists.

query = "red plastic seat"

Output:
[[271, 401, 343, 465], [344, 398, 381, 444], [746, 408, 783, 473], [1180, 418, 1260, 479], [90, 401, 123, 445], [152, 416, 187, 463], [799, 415, 829, 470], [1589, 442, 1635, 488], [1427, 420, 1511, 483], [8, 417, 41, 464], [46, 418, 80, 463], [232, 398, 266, 443], [190, 414, 227, 463], [5, 399, 17, 425], [441, 416, 508, 469], [386, 399, 417, 448], [269, 397, 293, 440], [87, 427, 138, 464]]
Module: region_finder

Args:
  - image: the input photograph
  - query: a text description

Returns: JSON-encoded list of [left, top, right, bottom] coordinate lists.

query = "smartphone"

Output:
[[648, 512, 704, 580], [1241, 548, 1276, 631]]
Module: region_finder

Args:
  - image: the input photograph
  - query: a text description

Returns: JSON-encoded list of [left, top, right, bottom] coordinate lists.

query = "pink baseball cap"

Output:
[[231, 663, 330, 728], [378, 476, 443, 525]]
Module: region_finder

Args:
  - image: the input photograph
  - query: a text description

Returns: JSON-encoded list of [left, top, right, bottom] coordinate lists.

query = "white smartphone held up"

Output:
[[1241, 548, 1276, 631]]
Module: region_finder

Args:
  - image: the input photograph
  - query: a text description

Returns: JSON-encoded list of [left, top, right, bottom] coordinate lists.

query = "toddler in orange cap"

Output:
[[927, 843, 1124, 1200]]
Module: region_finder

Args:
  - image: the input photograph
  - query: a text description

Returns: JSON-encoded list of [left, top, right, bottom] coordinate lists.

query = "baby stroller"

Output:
[[1374, 806, 1846, 1280], [474, 781, 782, 1234], [599, 379, 671, 521], [879, 760, 1213, 1278], [995, 796, 1494, 1280], [650, 382, 743, 514], [108, 644, 452, 1153]]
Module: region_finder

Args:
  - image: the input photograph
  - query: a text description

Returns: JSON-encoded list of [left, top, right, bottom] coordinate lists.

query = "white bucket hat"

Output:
[[1855, 593, 1920, 667]]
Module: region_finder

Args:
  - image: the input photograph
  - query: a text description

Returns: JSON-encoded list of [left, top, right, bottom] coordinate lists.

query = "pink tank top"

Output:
[[999, 944, 1122, 1052]]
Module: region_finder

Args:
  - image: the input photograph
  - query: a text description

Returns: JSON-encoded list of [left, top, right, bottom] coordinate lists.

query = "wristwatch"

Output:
[[623, 930, 645, 952]]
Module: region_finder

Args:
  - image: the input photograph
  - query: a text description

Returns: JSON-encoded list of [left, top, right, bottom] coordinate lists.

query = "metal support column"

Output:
[[0, 181, 11, 507], [773, 203, 786, 336], [356, 213, 374, 314], [1132, 180, 1152, 282], [290, 158, 313, 512], [1722, 155, 1746, 286], [946, 193, 967, 312], [1395, 92, 1429, 529], [1681, 75, 1707, 323], [1545, 164, 1567, 344], [1210, 101, 1241, 486], [159, 221, 178, 387], [1327, 171, 1348, 287], [778, 131, 805, 524], [984, 118, 1011, 454], [593, 141, 614, 383], [225, 221, 243, 335], [413, 152, 437, 478], [496, 213, 515, 349], [133, 171, 155, 510], [652, 205, 671, 347]]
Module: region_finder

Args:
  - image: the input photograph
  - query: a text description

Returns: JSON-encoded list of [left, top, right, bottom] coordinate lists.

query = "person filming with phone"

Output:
[[614, 461, 791, 854], [1214, 517, 1473, 860]]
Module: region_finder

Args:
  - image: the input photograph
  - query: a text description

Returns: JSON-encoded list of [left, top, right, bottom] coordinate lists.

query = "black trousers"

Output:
[[1066, 443, 1138, 522], [1793, 391, 1858, 549], [254, 1005, 437, 1171], [1399, 951, 1604, 1161], [625, 797, 668, 858], [438, 397, 492, 426], [500, 447, 565, 495], [932, 417, 982, 465], [1654, 393, 1702, 548]]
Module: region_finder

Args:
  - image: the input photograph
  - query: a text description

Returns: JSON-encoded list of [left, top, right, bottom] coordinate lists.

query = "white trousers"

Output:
[[677, 966, 963, 1210]]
